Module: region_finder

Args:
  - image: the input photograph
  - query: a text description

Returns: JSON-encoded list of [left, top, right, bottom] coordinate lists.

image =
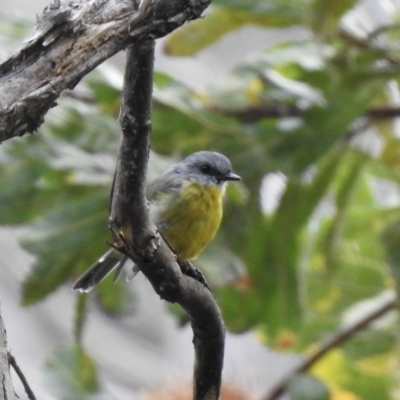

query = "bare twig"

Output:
[[8, 354, 36, 400], [109, 40, 224, 400], [214, 104, 400, 123], [366, 107, 400, 119], [265, 297, 397, 400]]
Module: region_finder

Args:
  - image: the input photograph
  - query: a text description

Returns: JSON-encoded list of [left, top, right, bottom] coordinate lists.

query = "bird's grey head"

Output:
[[175, 151, 241, 186]]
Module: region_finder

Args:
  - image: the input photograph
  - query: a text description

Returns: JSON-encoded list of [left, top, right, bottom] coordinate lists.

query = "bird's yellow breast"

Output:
[[159, 182, 224, 260]]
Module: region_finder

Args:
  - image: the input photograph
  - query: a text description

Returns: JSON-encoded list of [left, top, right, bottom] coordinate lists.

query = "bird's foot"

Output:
[[179, 260, 210, 290]]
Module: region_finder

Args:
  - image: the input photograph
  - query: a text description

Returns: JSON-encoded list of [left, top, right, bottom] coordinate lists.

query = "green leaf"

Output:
[[44, 104, 120, 153], [272, 74, 386, 172], [21, 192, 109, 305], [322, 151, 367, 273], [96, 276, 135, 315], [219, 147, 346, 339], [343, 328, 397, 360], [151, 103, 208, 155], [310, 0, 358, 39], [381, 219, 400, 297], [0, 157, 55, 224], [311, 349, 394, 400], [85, 73, 121, 115], [153, 74, 247, 136], [164, 4, 305, 56], [300, 162, 393, 348], [43, 344, 107, 400], [288, 373, 330, 400]]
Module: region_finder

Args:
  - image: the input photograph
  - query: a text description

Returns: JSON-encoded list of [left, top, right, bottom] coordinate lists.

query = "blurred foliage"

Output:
[[287, 373, 330, 400], [42, 344, 116, 399], [2, 0, 400, 399]]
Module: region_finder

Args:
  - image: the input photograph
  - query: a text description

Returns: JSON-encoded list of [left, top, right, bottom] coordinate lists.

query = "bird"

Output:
[[72, 151, 241, 292]]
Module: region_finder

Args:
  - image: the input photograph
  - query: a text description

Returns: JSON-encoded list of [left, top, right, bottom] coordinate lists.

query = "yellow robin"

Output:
[[72, 151, 241, 292]]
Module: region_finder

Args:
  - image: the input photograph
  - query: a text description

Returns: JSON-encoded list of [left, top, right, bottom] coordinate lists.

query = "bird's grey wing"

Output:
[[146, 168, 184, 234], [146, 168, 184, 201]]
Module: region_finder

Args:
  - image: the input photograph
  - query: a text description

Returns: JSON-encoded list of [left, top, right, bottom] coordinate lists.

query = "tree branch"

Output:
[[0, 303, 16, 400], [264, 296, 397, 400], [8, 355, 36, 400], [0, 0, 211, 143], [214, 104, 400, 123], [109, 40, 224, 400]]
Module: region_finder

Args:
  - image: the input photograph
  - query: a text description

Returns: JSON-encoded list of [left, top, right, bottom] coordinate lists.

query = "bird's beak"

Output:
[[222, 172, 241, 181]]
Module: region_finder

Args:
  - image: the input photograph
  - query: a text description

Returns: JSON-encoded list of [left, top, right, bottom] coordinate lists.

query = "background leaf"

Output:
[[2, 1, 400, 399], [288, 373, 330, 400], [21, 192, 109, 305], [42, 344, 113, 400]]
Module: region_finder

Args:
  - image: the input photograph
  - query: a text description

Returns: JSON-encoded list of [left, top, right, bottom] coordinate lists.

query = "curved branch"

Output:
[[264, 296, 397, 400], [8, 355, 36, 400], [0, 0, 211, 143], [109, 40, 224, 400]]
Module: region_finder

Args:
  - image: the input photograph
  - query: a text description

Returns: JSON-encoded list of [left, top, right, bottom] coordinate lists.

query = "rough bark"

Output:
[[0, 305, 16, 400], [1, 0, 224, 398], [109, 40, 225, 400], [0, 0, 210, 143]]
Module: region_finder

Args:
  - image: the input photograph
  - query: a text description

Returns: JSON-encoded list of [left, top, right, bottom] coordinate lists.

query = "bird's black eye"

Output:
[[201, 164, 211, 173], [201, 164, 211, 174]]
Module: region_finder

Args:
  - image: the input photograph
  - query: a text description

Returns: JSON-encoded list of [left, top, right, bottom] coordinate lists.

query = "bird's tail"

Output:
[[72, 248, 138, 292]]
